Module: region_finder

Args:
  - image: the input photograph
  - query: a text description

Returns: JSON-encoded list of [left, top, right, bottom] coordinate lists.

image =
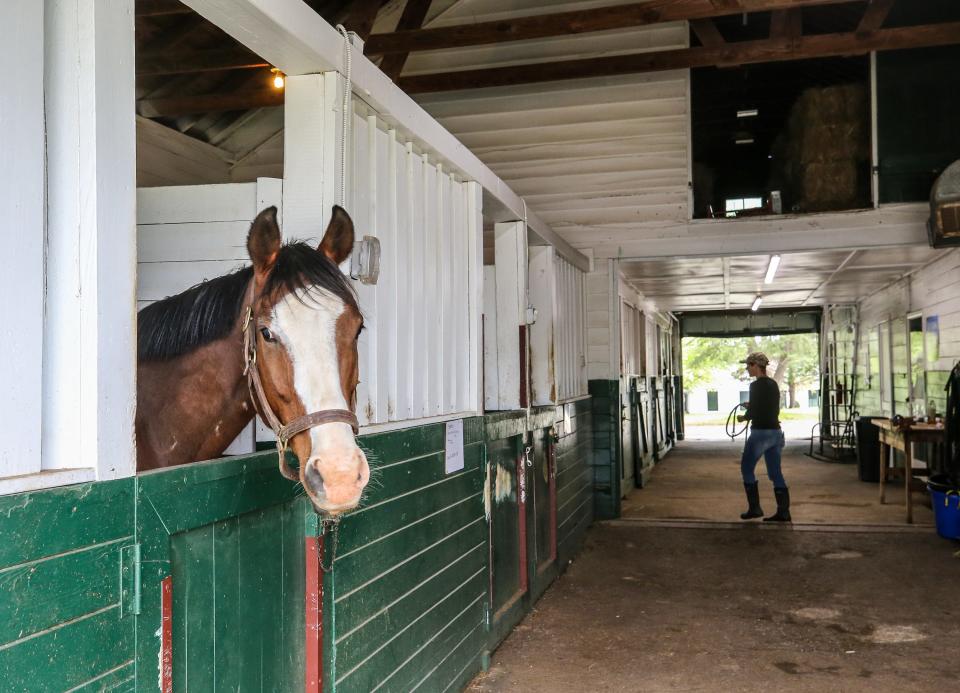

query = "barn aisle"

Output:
[[467, 522, 960, 692], [621, 440, 935, 527]]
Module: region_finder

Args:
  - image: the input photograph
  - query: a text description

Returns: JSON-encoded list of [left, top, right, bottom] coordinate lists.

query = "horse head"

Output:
[[246, 206, 369, 515]]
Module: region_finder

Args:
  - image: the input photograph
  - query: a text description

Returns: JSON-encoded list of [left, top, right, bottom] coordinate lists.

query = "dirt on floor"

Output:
[[468, 440, 958, 692], [468, 523, 960, 693]]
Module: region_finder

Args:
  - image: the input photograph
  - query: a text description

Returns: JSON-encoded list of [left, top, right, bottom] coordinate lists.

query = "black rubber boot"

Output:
[[740, 482, 764, 520], [764, 487, 792, 522]]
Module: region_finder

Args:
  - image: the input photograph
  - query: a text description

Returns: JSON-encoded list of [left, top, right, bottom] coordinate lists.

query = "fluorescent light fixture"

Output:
[[751, 296, 763, 312], [737, 108, 759, 118], [764, 254, 781, 284], [735, 137, 754, 145]]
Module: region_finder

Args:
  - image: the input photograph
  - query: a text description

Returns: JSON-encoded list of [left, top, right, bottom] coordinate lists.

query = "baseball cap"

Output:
[[740, 352, 769, 367]]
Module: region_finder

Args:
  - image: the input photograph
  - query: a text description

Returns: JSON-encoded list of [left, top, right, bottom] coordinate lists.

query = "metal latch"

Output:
[[350, 235, 381, 285], [120, 543, 142, 617]]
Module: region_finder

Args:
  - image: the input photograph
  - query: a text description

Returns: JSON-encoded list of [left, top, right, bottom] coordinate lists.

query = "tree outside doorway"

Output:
[[682, 334, 820, 441]]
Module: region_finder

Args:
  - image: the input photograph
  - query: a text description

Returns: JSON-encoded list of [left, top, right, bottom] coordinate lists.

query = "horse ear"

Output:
[[248, 206, 281, 279], [318, 205, 354, 265]]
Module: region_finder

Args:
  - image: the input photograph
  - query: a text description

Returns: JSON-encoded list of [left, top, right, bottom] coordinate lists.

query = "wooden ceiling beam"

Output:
[[398, 20, 960, 93], [770, 8, 802, 42], [856, 0, 895, 35], [364, 0, 849, 55], [138, 87, 283, 118], [340, 0, 386, 41], [137, 48, 269, 76], [135, 0, 193, 17], [690, 19, 726, 48], [379, 0, 434, 80]]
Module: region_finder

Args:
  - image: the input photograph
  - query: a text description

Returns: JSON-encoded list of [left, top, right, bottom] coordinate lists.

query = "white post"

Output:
[[494, 221, 527, 410], [0, 1, 45, 479], [529, 246, 557, 406], [466, 182, 484, 414], [282, 72, 341, 244], [42, 0, 136, 481]]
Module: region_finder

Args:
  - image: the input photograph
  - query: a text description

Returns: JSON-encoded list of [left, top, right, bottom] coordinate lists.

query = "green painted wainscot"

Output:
[[0, 405, 595, 692]]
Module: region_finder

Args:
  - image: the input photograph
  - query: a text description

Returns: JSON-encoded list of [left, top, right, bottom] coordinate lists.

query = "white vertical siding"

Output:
[[347, 100, 481, 426]]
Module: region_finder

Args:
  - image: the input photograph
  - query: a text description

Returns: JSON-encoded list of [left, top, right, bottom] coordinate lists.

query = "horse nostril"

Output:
[[304, 464, 325, 495]]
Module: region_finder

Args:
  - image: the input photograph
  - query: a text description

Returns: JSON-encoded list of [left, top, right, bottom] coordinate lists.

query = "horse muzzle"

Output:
[[303, 448, 369, 515]]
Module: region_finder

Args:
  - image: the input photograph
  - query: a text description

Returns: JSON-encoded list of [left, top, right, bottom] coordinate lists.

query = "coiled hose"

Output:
[[726, 403, 749, 440]]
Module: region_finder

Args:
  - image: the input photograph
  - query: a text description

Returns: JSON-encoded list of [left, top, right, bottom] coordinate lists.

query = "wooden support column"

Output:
[[0, 1, 45, 480], [529, 246, 558, 406], [282, 72, 342, 244], [43, 0, 137, 480], [494, 221, 528, 411]]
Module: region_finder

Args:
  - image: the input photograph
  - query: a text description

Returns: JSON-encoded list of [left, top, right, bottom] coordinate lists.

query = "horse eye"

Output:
[[260, 327, 275, 343]]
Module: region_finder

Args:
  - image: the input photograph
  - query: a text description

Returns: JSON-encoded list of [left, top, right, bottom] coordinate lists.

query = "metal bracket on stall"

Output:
[[350, 235, 381, 285], [525, 305, 538, 325]]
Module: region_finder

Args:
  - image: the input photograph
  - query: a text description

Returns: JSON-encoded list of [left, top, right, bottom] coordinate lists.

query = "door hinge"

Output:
[[120, 543, 142, 617]]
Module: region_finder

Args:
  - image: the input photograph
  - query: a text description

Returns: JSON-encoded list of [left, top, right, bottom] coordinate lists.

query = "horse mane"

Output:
[[138, 242, 359, 362]]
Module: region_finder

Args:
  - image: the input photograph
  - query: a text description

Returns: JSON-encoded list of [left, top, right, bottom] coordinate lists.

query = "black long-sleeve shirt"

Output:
[[746, 377, 780, 430]]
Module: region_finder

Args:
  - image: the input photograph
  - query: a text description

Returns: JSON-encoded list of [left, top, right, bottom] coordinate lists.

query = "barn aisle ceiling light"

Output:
[[270, 67, 285, 89], [751, 296, 763, 312], [737, 109, 758, 118], [764, 255, 781, 284]]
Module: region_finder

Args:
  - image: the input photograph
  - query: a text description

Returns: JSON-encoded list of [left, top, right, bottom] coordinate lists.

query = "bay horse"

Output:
[[136, 206, 370, 515]]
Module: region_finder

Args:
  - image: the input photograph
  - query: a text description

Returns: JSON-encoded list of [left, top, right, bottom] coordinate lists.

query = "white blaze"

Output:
[[271, 288, 356, 456]]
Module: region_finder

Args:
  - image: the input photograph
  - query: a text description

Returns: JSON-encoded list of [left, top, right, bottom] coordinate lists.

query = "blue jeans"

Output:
[[741, 428, 787, 488]]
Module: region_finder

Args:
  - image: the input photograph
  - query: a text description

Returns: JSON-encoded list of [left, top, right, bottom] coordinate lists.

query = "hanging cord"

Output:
[[726, 403, 749, 440], [335, 24, 353, 208]]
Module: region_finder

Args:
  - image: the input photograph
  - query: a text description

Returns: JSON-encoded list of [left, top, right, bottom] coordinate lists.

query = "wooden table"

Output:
[[871, 418, 945, 523]]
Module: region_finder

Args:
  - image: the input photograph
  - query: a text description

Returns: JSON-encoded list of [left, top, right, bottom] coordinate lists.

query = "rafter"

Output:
[[365, 0, 847, 55], [138, 87, 283, 118], [137, 48, 268, 77], [769, 8, 802, 42], [690, 19, 725, 48], [135, 0, 193, 17], [856, 0, 896, 35], [378, 0, 434, 80], [340, 0, 385, 41], [397, 20, 960, 94]]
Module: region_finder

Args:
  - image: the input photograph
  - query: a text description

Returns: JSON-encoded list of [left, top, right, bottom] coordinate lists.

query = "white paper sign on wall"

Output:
[[445, 419, 465, 474]]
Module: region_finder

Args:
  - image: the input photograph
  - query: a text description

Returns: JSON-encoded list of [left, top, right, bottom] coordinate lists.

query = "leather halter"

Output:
[[242, 282, 360, 481]]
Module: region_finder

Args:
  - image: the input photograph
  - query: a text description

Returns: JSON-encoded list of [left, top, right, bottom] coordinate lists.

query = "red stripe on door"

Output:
[[305, 536, 322, 693], [161, 576, 173, 693]]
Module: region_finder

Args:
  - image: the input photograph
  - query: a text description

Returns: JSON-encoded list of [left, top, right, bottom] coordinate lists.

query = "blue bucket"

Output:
[[928, 485, 960, 540]]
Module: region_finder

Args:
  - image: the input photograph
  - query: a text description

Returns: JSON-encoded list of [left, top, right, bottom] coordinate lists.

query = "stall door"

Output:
[[136, 453, 312, 692], [530, 427, 558, 601], [487, 434, 529, 648]]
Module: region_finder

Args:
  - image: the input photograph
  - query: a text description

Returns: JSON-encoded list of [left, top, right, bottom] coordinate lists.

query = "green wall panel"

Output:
[[0, 403, 597, 693], [327, 417, 488, 693], [0, 479, 135, 693], [590, 380, 622, 519]]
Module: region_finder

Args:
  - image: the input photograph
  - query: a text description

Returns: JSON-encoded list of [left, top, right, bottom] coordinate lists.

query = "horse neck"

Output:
[[137, 324, 254, 469]]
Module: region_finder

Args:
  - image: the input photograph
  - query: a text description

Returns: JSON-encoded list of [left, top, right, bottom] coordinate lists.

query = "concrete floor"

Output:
[[623, 439, 935, 526], [468, 441, 960, 692]]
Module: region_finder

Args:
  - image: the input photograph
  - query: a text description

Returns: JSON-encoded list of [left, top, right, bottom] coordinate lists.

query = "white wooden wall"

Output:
[[1, 0, 136, 495], [0, 0, 45, 483]]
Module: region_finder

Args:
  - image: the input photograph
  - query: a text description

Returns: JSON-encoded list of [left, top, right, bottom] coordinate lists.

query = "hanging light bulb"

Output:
[[270, 68, 285, 89]]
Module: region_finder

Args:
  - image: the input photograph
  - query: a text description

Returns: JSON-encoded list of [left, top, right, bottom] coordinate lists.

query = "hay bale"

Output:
[[779, 83, 869, 211]]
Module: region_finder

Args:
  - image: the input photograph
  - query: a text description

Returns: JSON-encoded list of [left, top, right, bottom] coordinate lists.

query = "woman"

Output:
[[737, 352, 791, 522]]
